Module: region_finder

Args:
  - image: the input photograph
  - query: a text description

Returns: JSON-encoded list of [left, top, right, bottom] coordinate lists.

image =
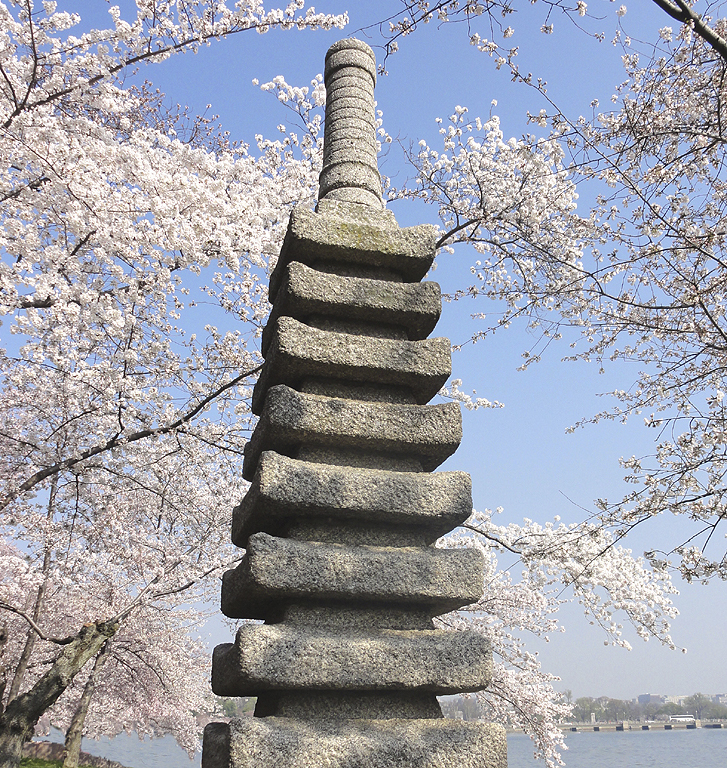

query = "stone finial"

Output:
[[318, 38, 382, 207]]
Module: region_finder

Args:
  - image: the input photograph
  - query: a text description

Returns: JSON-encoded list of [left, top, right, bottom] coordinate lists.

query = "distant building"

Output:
[[638, 694, 665, 705], [664, 695, 689, 706]]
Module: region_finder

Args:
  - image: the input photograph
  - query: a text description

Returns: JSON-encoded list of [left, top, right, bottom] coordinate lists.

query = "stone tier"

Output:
[[232, 452, 472, 545], [211, 624, 492, 696], [242, 385, 462, 480], [262, 261, 441, 354], [269, 201, 438, 301], [251, 318, 450, 415], [202, 718, 507, 768], [220, 533, 484, 620]]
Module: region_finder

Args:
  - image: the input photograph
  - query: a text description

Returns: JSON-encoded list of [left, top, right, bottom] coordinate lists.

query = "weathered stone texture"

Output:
[[202, 718, 508, 768], [263, 262, 441, 354], [243, 385, 462, 479], [256, 690, 443, 720], [280, 604, 436, 631], [232, 452, 472, 544], [269, 202, 438, 300], [221, 532, 484, 619], [252, 317, 451, 414], [211, 625, 492, 696]]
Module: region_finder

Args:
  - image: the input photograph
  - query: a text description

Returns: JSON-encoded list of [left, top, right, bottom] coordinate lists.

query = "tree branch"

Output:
[[650, 0, 727, 63], [1, 363, 262, 512], [0, 602, 72, 645]]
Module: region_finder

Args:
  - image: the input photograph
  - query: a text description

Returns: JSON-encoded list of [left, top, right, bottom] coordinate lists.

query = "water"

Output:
[[41, 728, 200, 768], [509, 727, 727, 768], [44, 724, 727, 767]]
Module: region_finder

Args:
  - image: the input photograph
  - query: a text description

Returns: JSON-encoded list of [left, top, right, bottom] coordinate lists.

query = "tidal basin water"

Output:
[[47, 723, 727, 767], [509, 726, 727, 768], [42, 728, 200, 768]]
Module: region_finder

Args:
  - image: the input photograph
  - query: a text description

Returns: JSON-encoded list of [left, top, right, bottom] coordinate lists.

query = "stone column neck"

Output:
[[318, 38, 382, 208]]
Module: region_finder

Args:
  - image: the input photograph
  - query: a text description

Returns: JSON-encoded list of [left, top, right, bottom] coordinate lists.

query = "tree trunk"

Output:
[[0, 620, 117, 768], [0, 622, 7, 715], [62, 641, 111, 768], [7, 475, 58, 703], [7, 581, 48, 704]]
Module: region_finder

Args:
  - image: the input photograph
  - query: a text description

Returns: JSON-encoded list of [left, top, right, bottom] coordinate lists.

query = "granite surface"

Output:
[[203, 718, 507, 768]]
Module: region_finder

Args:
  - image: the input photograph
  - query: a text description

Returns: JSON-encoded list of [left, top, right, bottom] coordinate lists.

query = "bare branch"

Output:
[[0, 601, 72, 645]]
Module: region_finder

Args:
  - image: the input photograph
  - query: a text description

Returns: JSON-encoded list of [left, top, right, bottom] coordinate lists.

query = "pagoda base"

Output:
[[202, 717, 507, 768]]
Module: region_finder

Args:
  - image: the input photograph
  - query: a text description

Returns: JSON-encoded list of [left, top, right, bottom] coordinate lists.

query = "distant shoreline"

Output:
[[505, 719, 727, 734]]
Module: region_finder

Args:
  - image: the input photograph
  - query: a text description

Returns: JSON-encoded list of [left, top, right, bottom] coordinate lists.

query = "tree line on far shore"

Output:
[[441, 692, 727, 723], [566, 692, 727, 723]]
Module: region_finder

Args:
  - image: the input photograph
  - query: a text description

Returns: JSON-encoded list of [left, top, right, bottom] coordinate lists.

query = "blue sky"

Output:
[[63, 0, 727, 701]]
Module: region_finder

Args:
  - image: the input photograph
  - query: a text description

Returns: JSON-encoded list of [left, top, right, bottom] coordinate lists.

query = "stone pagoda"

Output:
[[202, 38, 507, 768]]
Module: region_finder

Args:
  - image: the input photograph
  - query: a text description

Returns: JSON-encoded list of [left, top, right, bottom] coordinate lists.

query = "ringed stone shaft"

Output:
[[319, 39, 381, 207], [202, 36, 507, 768]]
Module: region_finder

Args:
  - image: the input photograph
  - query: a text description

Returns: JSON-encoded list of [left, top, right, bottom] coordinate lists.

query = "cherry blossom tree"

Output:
[[559, 12, 727, 585], [0, 431, 246, 765], [1, 535, 213, 766], [0, 0, 344, 514], [0, 2, 712, 767], [50, 607, 214, 767], [0, 1, 344, 765], [437, 507, 679, 765], [395, 3, 727, 586], [375, 7, 727, 762]]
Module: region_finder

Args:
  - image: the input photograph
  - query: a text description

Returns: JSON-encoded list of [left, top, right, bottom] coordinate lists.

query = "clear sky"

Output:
[[65, 0, 727, 702]]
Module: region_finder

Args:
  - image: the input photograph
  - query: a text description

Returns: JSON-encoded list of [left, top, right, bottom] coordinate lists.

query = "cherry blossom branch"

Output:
[[110, 558, 240, 624], [2, 11, 344, 129], [110, 571, 169, 625], [461, 522, 522, 555], [147, 559, 243, 602], [0, 601, 72, 645], [1, 363, 263, 512], [0, 172, 49, 204], [650, 0, 727, 63]]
